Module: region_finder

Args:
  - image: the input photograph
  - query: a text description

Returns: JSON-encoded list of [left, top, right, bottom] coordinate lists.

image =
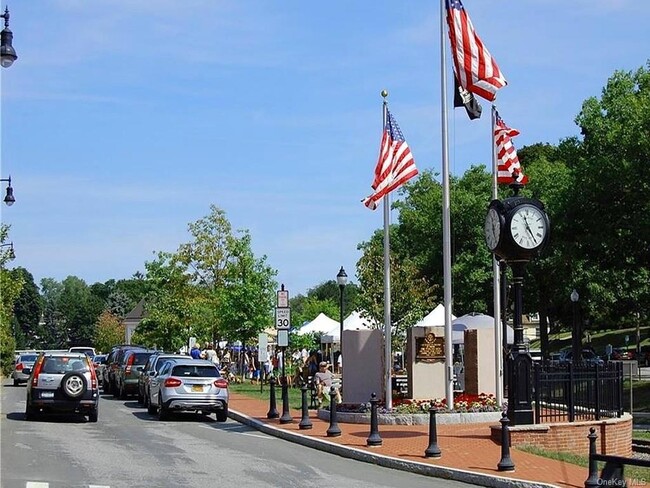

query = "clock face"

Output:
[[484, 208, 501, 251], [510, 205, 547, 250]]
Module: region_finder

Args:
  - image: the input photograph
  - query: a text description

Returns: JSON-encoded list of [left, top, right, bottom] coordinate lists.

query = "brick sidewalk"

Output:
[[229, 392, 588, 488]]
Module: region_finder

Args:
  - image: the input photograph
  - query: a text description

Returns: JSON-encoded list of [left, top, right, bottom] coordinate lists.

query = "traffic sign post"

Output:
[[276, 307, 291, 330]]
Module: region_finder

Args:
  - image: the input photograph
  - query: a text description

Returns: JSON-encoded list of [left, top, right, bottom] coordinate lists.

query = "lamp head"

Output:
[[0, 8, 17, 69], [570, 289, 579, 303], [336, 266, 348, 287], [3, 183, 15, 206]]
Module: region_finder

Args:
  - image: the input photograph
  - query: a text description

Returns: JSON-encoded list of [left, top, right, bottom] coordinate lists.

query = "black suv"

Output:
[[114, 349, 156, 399], [26, 351, 99, 422]]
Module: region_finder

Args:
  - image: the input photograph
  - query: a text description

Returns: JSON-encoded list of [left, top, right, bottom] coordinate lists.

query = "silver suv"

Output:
[[147, 358, 228, 422], [25, 352, 99, 422]]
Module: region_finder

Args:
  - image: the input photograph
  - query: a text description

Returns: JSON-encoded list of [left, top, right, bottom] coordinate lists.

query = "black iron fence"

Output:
[[533, 361, 623, 423]]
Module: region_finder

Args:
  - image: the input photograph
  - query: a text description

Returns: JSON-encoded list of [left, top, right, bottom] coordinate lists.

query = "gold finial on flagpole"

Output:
[[381, 89, 388, 99]]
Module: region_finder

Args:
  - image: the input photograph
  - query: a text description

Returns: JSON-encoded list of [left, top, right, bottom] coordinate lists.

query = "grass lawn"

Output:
[[530, 324, 650, 356], [516, 444, 649, 482], [624, 378, 650, 412], [633, 430, 650, 441], [229, 380, 306, 411]]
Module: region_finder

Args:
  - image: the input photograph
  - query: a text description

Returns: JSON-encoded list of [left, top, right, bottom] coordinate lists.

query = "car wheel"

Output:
[[103, 378, 111, 394], [215, 406, 228, 422], [158, 404, 169, 421], [118, 382, 127, 400], [61, 372, 87, 399], [25, 404, 38, 421], [13, 378, 19, 386], [88, 406, 98, 423], [147, 397, 157, 415], [143, 391, 149, 407]]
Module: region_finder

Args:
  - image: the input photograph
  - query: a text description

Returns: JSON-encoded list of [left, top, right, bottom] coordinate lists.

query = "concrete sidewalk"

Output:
[[228, 392, 588, 488]]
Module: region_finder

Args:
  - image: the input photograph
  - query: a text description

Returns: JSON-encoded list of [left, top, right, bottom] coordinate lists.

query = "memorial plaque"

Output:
[[415, 332, 445, 363]]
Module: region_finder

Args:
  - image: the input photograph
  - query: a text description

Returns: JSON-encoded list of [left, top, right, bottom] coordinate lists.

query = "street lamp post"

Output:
[[1, 176, 15, 206], [1, 6, 17, 68], [336, 266, 347, 374], [570, 289, 581, 363]]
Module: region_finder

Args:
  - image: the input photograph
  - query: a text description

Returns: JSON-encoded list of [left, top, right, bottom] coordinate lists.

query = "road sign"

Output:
[[277, 329, 289, 347], [275, 307, 291, 330], [277, 289, 289, 308], [258, 333, 269, 362]]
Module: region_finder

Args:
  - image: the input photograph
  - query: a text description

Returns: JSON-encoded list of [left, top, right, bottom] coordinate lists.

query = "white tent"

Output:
[[322, 311, 374, 343], [297, 312, 339, 336], [412, 304, 456, 328], [451, 312, 514, 344]]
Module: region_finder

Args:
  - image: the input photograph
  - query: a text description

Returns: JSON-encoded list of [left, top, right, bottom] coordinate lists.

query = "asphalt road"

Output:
[[1, 380, 473, 488]]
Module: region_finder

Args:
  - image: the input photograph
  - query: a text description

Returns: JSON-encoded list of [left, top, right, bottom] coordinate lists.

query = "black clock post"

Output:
[[484, 184, 550, 426]]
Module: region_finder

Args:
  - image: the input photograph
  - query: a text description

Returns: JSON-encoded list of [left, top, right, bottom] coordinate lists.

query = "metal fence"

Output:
[[533, 361, 623, 423]]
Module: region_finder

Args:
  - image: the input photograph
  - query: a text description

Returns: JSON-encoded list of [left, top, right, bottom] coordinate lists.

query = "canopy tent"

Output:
[[321, 310, 374, 343], [297, 312, 339, 336], [412, 303, 456, 328], [451, 312, 514, 344]]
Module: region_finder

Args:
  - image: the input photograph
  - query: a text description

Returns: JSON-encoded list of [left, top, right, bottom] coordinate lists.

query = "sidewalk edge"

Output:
[[229, 409, 562, 488]]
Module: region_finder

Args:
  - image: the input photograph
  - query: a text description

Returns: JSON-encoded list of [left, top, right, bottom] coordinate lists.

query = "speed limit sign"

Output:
[[275, 307, 291, 330]]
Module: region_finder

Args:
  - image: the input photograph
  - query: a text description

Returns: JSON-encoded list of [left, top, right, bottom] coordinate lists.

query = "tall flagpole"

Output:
[[380, 91, 393, 410], [491, 105, 504, 406], [440, 0, 454, 408]]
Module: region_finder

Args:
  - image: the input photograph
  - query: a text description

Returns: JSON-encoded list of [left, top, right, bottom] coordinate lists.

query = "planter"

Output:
[[317, 409, 503, 425]]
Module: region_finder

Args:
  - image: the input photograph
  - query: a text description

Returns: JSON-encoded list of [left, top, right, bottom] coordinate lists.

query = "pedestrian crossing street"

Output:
[[23, 484, 110, 488]]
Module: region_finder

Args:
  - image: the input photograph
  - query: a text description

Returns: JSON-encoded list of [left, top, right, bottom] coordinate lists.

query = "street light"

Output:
[[570, 289, 581, 363], [1, 176, 15, 206], [336, 266, 347, 373], [1, 6, 17, 68]]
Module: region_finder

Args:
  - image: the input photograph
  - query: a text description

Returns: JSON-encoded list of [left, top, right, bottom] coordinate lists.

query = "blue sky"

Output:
[[1, 0, 648, 296]]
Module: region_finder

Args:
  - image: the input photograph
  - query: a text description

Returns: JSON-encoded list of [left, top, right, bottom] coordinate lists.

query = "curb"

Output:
[[229, 409, 561, 488]]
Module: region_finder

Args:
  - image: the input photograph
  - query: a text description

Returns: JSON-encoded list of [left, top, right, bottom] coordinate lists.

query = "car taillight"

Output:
[[164, 378, 182, 388], [125, 354, 135, 374], [214, 378, 228, 389], [87, 358, 97, 389], [16, 363, 24, 371], [31, 357, 44, 387]]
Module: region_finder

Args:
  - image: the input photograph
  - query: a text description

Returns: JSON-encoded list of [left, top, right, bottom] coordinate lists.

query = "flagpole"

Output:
[[491, 105, 504, 406], [440, 0, 454, 409], [380, 91, 393, 410]]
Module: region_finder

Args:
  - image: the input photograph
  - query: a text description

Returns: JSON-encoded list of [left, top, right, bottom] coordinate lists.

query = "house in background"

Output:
[[123, 298, 146, 344]]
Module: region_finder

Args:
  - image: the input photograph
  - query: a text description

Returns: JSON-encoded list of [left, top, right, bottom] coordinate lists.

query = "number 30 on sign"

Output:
[[275, 307, 290, 330]]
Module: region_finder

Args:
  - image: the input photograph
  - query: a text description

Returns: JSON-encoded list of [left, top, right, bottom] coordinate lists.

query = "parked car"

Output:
[[638, 346, 650, 367], [12, 353, 39, 386], [68, 346, 96, 358], [137, 353, 179, 406], [102, 344, 146, 394], [92, 354, 107, 385], [114, 349, 156, 399], [611, 348, 635, 360], [147, 358, 228, 422], [25, 351, 99, 422], [559, 349, 605, 367]]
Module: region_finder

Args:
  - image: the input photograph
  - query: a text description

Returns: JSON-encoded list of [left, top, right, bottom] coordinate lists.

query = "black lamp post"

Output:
[[1, 176, 15, 206], [336, 266, 347, 373], [1, 7, 17, 68], [570, 289, 581, 363]]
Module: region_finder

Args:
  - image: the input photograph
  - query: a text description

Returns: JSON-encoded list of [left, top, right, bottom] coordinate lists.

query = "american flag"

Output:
[[494, 110, 528, 185], [363, 109, 418, 210], [446, 0, 507, 102]]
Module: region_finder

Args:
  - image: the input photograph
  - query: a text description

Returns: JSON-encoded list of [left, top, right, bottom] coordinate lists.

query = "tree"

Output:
[[94, 310, 125, 353], [10, 267, 43, 349], [58, 276, 104, 346], [0, 224, 21, 374]]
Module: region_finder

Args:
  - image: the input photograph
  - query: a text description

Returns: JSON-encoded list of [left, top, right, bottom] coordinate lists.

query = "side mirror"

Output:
[[149, 371, 157, 377]]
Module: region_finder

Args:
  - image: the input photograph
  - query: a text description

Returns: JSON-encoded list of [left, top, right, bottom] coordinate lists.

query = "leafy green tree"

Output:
[[40, 278, 66, 348], [289, 296, 338, 330], [0, 224, 22, 373], [58, 276, 104, 346], [10, 267, 43, 349], [94, 310, 125, 353]]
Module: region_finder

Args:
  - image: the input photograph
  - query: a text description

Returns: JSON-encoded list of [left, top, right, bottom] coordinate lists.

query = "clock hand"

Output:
[[522, 216, 537, 243]]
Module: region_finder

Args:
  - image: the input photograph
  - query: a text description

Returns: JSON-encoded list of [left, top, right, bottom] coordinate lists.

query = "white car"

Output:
[[12, 353, 39, 386], [147, 358, 228, 422]]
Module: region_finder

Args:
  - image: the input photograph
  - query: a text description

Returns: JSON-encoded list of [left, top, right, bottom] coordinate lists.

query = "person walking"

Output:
[[190, 343, 202, 359]]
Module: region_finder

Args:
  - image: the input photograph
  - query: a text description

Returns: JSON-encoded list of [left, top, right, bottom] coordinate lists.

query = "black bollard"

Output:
[[326, 385, 341, 437], [266, 376, 279, 419], [299, 384, 313, 430], [366, 392, 383, 446], [424, 406, 442, 458], [497, 412, 515, 471], [584, 427, 600, 488], [279, 375, 293, 424]]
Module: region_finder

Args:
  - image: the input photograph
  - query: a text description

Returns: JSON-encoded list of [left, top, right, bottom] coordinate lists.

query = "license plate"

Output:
[[191, 385, 203, 392], [41, 391, 54, 398]]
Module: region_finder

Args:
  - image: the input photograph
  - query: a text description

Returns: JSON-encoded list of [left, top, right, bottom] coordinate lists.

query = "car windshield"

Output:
[[19, 355, 38, 362], [133, 352, 154, 365], [172, 365, 219, 378]]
